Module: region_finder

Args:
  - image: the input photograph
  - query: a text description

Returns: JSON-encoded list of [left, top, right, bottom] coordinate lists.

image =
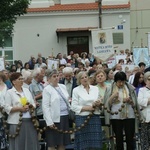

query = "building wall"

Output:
[[130, 0, 150, 48], [13, 12, 99, 62], [102, 10, 130, 51], [13, 1, 130, 63]]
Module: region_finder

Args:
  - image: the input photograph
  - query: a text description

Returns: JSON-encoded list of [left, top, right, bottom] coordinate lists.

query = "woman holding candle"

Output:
[[4, 72, 39, 150]]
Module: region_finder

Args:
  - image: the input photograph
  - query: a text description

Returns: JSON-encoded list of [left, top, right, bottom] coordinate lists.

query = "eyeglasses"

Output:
[[16, 77, 24, 81]]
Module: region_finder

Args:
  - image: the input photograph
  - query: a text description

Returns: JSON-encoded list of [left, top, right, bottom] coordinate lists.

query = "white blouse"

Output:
[[71, 85, 101, 116], [0, 85, 7, 118], [138, 87, 150, 122]]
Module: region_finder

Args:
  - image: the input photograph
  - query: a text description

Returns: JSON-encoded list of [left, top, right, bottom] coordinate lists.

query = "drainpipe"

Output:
[[98, 0, 102, 28]]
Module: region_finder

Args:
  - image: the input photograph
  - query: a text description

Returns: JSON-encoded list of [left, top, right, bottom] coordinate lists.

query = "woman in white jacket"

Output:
[[138, 71, 150, 150], [4, 72, 39, 150], [71, 71, 102, 150], [42, 69, 70, 150]]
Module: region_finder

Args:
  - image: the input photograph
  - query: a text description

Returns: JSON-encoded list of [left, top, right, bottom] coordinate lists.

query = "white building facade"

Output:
[[1, 0, 130, 64], [130, 0, 150, 48]]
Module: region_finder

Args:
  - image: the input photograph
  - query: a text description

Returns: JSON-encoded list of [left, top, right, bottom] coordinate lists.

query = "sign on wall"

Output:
[[91, 29, 114, 61]]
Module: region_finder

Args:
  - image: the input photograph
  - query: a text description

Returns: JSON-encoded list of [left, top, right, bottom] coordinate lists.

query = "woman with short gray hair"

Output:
[[138, 71, 150, 150], [42, 69, 70, 150]]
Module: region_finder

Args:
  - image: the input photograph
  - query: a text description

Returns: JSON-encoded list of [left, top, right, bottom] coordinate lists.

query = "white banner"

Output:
[[91, 29, 114, 61], [148, 32, 150, 53], [107, 55, 116, 68], [133, 47, 150, 66], [115, 55, 127, 64], [47, 59, 59, 70], [122, 64, 135, 72]]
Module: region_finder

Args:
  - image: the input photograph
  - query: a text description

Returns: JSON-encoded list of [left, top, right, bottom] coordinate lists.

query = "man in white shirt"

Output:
[[34, 57, 47, 69], [57, 53, 67, 65]]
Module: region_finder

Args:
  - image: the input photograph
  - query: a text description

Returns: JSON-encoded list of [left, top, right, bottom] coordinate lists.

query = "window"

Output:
[[113, 33, 124, 44], [0, 36, 13, 65], [5, 51, 13, 60], [68, 37, 88, 45]]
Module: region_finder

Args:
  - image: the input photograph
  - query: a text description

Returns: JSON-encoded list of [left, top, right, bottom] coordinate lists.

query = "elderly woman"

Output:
[[104, 71, 140, 150], [137, 71, 150, 150], [22, 70, 33, 89], [71, 71, 102, 150], [42, 69, 70, 150], [4, 72, 39, 150]]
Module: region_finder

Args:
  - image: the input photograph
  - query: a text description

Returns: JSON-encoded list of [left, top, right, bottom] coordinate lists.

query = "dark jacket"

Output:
[[59, 77, 78, 97]]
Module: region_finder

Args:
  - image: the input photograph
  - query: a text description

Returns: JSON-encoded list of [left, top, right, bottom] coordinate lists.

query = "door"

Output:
[[67, 36, 89, 56]]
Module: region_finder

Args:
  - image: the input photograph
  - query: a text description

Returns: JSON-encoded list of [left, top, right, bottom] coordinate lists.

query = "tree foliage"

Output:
[[0, 0, 30, 47]]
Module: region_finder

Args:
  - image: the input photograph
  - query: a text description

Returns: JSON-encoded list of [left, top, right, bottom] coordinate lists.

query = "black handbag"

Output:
[[68, 109, 75, 122]]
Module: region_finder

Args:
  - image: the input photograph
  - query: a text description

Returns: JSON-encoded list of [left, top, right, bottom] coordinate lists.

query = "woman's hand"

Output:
[[111, 92, 119, 99], [109, 92, 119, 105], [49, 124, 56, 129], [93, 99, 102, 107], [20, 105, 29, 112], [81, 106, 95, 112], [123, 97, 133, 104]]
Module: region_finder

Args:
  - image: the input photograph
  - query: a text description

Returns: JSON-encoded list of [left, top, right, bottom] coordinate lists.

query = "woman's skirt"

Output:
[[45, 115, 71, 147], [0, 118, 8, 149], [8, 118, 40, 150], [74, 114, 102, 150]]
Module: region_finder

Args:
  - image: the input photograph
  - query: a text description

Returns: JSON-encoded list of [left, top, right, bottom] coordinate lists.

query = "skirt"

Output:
[[8, 118, 40, 150], [74, 114, 102, 150], [0, 118, 7, 149], [45, 115, 71, 147]]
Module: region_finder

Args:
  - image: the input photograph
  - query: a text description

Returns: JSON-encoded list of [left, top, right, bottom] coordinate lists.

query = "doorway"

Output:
[[67, 36, 89, 56]]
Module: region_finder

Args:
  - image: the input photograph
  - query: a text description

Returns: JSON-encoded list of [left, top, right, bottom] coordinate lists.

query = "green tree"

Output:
[[0, 0, 30, 47]]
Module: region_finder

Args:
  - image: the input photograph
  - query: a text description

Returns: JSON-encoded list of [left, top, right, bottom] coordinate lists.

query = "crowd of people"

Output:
[[0, 50, 149, 150]]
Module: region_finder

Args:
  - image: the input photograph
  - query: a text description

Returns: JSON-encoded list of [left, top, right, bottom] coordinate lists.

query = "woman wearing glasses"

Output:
[[4, 72, 39, 150], [104, 71, 140, 150]]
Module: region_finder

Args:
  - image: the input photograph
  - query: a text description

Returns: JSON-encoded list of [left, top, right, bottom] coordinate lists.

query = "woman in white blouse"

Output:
[[42, 69, 70, 150], [71, 71, 102, 150], [138, 71, 150, 150], [4, 72, 39, 150]]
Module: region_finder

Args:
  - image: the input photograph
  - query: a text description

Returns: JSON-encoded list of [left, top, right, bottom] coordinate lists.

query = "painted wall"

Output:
[[13, 12, 99, 62], [102, 10, 130, 51], [130, 0, 150, 48], [13, 1, 130, 63]]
